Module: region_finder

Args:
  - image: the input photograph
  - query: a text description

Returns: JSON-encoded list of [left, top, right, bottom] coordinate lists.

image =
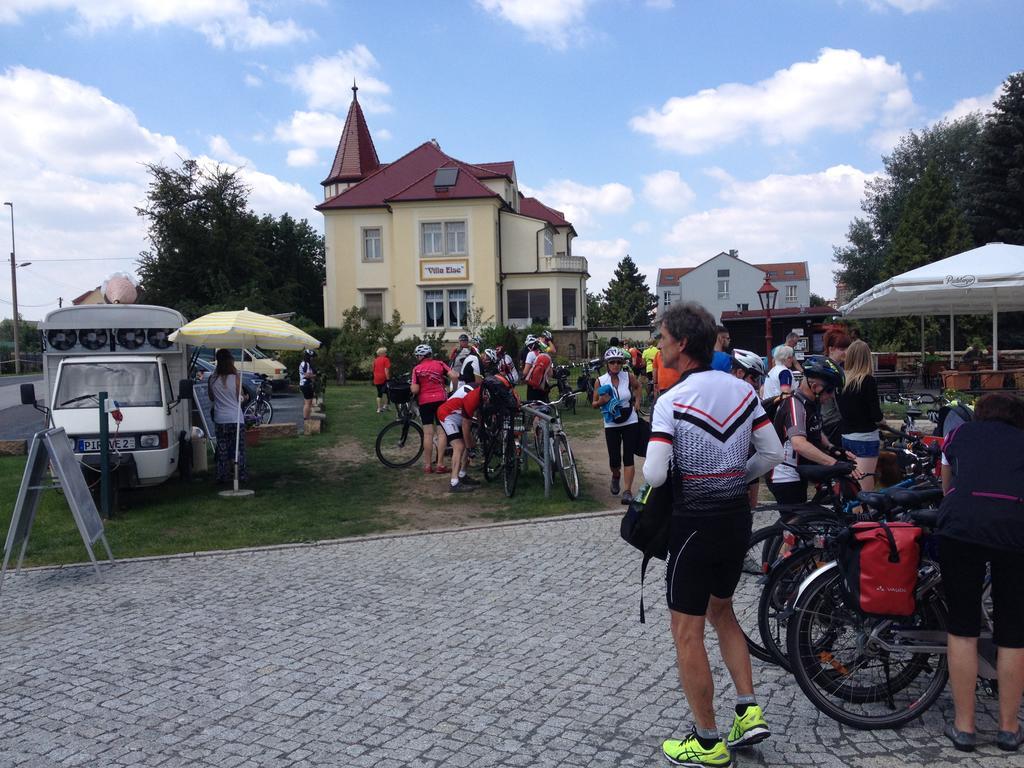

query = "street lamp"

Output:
[[3, 201, 21, 375], [756, 272, 779, 358]]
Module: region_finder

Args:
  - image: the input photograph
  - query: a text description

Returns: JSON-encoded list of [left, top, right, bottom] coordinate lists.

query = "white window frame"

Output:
[[361, 290, 385, 321], [362, 227, 382, 262], [718, 279, 729, 300], [423, 287, 471, 329], [543, 229, 554, 257], [786, 284, 798, 303], [421, 220, 467, 257], [448, 287, 468, 328]]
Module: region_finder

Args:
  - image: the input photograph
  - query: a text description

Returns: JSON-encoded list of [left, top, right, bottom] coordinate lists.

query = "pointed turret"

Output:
[[321, 81, 381, 199]]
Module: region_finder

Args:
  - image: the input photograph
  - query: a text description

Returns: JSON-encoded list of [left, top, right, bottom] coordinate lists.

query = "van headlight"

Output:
[[140, 433, 166, 448]]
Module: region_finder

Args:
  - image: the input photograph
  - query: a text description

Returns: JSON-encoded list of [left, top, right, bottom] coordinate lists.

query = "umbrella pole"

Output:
[[949, 313, 955, 370], [993, 295, 999, 372], [235, 347, 242, 492]]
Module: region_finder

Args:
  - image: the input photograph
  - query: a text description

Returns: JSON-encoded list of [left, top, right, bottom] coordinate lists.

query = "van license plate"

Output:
[[77, 437, 136, 452]]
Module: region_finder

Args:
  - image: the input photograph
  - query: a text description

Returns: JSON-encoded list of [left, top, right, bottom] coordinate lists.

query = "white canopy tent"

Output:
[[839, 243, 1024, 370]]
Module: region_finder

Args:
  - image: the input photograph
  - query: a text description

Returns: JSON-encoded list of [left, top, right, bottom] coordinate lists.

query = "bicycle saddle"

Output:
[[856, 491, 896, 514], [908, 507, 940, 528], [888, 487, 943, 508], [797, 462, 854, 482]]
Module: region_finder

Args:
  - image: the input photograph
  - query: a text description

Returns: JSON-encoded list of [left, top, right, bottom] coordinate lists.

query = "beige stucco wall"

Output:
[[501, 212, 544, 273]]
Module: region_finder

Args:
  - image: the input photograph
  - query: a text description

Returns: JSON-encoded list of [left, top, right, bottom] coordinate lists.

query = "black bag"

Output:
[[761, 393, 793, 442], [612, 404, 634, 424], [634, 415, 651, 457], [620, 482, 672, 623]]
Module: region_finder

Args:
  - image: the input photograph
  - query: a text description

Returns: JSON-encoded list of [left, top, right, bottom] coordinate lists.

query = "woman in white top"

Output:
[[208, 348, 248, 484], [762, 344, 796, 400], [592, 346, 641, 505]]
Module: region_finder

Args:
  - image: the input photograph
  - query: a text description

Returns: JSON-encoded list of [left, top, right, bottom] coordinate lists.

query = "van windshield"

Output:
[[56, 362, 163, 409]]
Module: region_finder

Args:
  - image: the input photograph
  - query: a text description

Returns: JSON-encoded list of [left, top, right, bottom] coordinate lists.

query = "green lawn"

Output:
[[0, 382, 606, 567]]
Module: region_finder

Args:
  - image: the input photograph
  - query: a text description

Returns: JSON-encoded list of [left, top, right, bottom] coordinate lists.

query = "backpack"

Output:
[[934, 403, 972, 437], [480, 375, 517, 418], [620, 482, 672, 623], [525, 352, 552, 389], [836, 521, 923, 617], [761, 393, 793, 442]]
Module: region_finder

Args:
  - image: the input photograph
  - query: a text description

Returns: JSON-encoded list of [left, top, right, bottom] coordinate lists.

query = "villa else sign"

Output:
[[944, 274, 977, 288], [421, 259, 468, 281]]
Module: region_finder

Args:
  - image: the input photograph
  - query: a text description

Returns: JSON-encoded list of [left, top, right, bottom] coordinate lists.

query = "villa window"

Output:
[[718, 279, 730, 300], [562, 288, 577, 327], [507, 289, 550, 325], [421, 221, 466, 257], [543, 230, 554, 257], [363, 292, 383, 321], [448, 288, 468, 327], [425, 289, 445, 328], [362, 228, 382, 262], [786, 285, 798, 303]]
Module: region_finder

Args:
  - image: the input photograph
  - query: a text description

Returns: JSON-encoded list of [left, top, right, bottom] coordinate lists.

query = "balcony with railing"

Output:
[[540, 254, 588, 273]]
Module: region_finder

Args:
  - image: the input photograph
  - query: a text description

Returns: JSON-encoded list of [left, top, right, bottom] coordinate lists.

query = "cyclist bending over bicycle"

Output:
[[768, 360, 863, 506]]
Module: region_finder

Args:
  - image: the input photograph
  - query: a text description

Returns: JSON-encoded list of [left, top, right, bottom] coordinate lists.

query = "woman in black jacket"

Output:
[[938, 393, 1024, 752], [835, 340, 884, 490]]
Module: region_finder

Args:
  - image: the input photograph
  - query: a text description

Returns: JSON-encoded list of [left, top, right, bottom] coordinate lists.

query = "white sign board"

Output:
[[421, 260, 468, 281]]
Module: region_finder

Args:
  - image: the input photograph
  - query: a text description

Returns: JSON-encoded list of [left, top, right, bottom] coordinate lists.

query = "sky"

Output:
[[0, 0, 1020, 322]]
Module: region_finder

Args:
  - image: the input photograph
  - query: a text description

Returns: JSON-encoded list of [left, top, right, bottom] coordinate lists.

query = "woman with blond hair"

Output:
[[836, 339, 884, 490]]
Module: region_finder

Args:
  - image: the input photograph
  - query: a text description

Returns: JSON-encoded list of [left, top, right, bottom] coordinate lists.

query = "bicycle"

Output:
[[783, 501, 995, 730], [637, 376, 654, 418], [242, 383, 274, 425], [374, 380, 424, 468], [517, 392, 581, 500]]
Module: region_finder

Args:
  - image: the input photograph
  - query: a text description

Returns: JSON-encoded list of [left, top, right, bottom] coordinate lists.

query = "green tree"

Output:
[[253, 214, 326, 324], [967, 72, 1024, 245], [833, 218, 886, 298], [585, 291, 607, 327], [808, 293, 832, 308], [601, 255, 655, 328]]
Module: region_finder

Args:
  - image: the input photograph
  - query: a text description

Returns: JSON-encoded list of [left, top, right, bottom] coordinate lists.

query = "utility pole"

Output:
[[3, 202, 19, 375]]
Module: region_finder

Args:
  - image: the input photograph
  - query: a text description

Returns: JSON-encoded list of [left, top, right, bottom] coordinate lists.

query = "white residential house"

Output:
[[657, 250, 810, 321]]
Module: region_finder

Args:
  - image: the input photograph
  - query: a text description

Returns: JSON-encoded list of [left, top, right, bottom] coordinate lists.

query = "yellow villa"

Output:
[[317, 85, 588, 355]]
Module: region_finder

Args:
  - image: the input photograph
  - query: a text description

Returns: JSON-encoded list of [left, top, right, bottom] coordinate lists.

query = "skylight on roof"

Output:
[[434, 168, 458, 189]]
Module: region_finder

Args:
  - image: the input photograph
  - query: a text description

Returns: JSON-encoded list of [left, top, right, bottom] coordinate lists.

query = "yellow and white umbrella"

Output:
[[170, 309, 321, 497]]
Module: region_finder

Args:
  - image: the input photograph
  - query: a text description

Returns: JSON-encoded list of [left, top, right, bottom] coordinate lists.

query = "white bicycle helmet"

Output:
[[524, 334, 539, 347], [542, 329, 553, 339], [482, 348, 498, 363], [732, 348, 766, 378], [414, 344, 432, 357], [471, 335, 483, 347], [604, 346, 627, 362]]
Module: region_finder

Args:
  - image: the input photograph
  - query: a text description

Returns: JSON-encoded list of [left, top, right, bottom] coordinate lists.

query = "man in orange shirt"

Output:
[[651, 331, 681, 400]]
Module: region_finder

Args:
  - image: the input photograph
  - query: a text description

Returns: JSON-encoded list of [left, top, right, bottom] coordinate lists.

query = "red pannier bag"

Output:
[[837, 521, 923, 617]]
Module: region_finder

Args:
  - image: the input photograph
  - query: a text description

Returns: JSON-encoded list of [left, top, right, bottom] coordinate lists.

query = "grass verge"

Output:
[[0, 382, 606, 566]]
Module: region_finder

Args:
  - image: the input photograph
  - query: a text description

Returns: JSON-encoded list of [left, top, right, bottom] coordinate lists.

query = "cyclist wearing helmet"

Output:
[[481, 348, 499, 376], [730, 349, 766, 396], [540, 330, 556, 356], [450, 333, 472, 370], [593, 346, 641, 503], [410, 344, 455, 474], [495, 344, 520, 384], [768, 360, 860, 504], [522, 335, 552, 402], [299, 349, 317, 420]]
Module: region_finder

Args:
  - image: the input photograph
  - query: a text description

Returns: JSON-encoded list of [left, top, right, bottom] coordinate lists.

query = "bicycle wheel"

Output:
[[637, 386, 653, 418], [786, 566, 949, 729], [481, 420, 504, 482], [553, 432, 580, 500], [374, 419, 424, 468], [502, 427, 519, 497], [734, 523, 788, 665], [246, 398, 273, 425], [758, 546, 830, 671]]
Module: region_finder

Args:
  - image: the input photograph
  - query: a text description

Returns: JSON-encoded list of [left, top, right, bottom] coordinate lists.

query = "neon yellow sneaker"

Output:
[[726, 704, 770, 749], [662, 730, 732, 767]]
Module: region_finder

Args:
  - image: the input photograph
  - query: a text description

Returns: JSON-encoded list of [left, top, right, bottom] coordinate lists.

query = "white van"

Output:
[[25, 304, 194, 489]]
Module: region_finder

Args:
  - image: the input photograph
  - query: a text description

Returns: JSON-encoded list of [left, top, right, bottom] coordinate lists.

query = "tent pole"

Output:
[[949, 313, 955, 369], [993, 295, 999, 372], [920, 314, 925, 361], [235, 347, 242, 493]]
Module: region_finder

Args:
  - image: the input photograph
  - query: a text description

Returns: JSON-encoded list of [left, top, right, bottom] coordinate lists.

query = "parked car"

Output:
[[191, 357, 271, 401], [194, 346, 289, 390]]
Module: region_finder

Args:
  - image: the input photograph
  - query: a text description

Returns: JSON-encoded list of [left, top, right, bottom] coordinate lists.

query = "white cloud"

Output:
[[290, 45, 391, 113], [642, 170, 695, 211], [863, 0, 943, 12], [208, 135, 249, 166], [0, 0, 310, 49], [663, 165, 879, 296], [0, 67, 317, 319], [940, 83, 1004, 123], [632, 221, 652, 234], [244, 73, 262, 87], [286, 148, 319, 167], [573, 238, 631, 291], [630, 48, 915, 154], [375, 128, 393, 141], [519, 179, 633, 228], [274, 111, 345, 149], [476, 0, 591, 50]]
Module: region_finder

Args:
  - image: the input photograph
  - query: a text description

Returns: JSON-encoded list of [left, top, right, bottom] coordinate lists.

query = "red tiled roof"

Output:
[[657, 267, 694, 285], [388, 159, 501, 203], [720, 306, 834, 320], [518, 196, 571, 228], [752, 261, 808, 281], [470, 161, 515, 179], [322, 87, 380, 186]]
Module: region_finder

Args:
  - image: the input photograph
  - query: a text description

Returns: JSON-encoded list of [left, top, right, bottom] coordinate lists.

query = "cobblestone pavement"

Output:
[[0, 514, 1007, 767]]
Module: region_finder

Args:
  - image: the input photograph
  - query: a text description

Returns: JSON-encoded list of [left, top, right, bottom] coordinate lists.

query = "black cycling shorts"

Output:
[[526, 385, 549, 403], [300, 383, 314, 401], [938, 536, 1024, 648], [418, 401, 441, 425], [375, 383, 387, 397], [666, 510, 752, 616]]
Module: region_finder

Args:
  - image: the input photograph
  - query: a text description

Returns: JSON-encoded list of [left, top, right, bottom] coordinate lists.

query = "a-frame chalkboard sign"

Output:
[[1, 427, 115, 595]]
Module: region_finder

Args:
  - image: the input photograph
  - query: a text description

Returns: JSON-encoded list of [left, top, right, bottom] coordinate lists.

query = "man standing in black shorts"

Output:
[[644, 302, 783, 767]]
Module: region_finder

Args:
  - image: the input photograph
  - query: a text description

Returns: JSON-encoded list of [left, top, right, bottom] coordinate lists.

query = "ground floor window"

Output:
[[561, 288, 577, 327], [507, 288, 550, 325], [363, 291, 383, 321], [424, 287, 470, 329]]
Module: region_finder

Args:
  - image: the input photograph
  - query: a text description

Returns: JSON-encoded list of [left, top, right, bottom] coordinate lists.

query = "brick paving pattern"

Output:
[[0, 514, 1005, 767]]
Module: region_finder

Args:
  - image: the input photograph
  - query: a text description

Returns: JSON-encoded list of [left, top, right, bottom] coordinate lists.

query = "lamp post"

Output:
[[3, 201, 21, 375], [756, 273, 779, 358]]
